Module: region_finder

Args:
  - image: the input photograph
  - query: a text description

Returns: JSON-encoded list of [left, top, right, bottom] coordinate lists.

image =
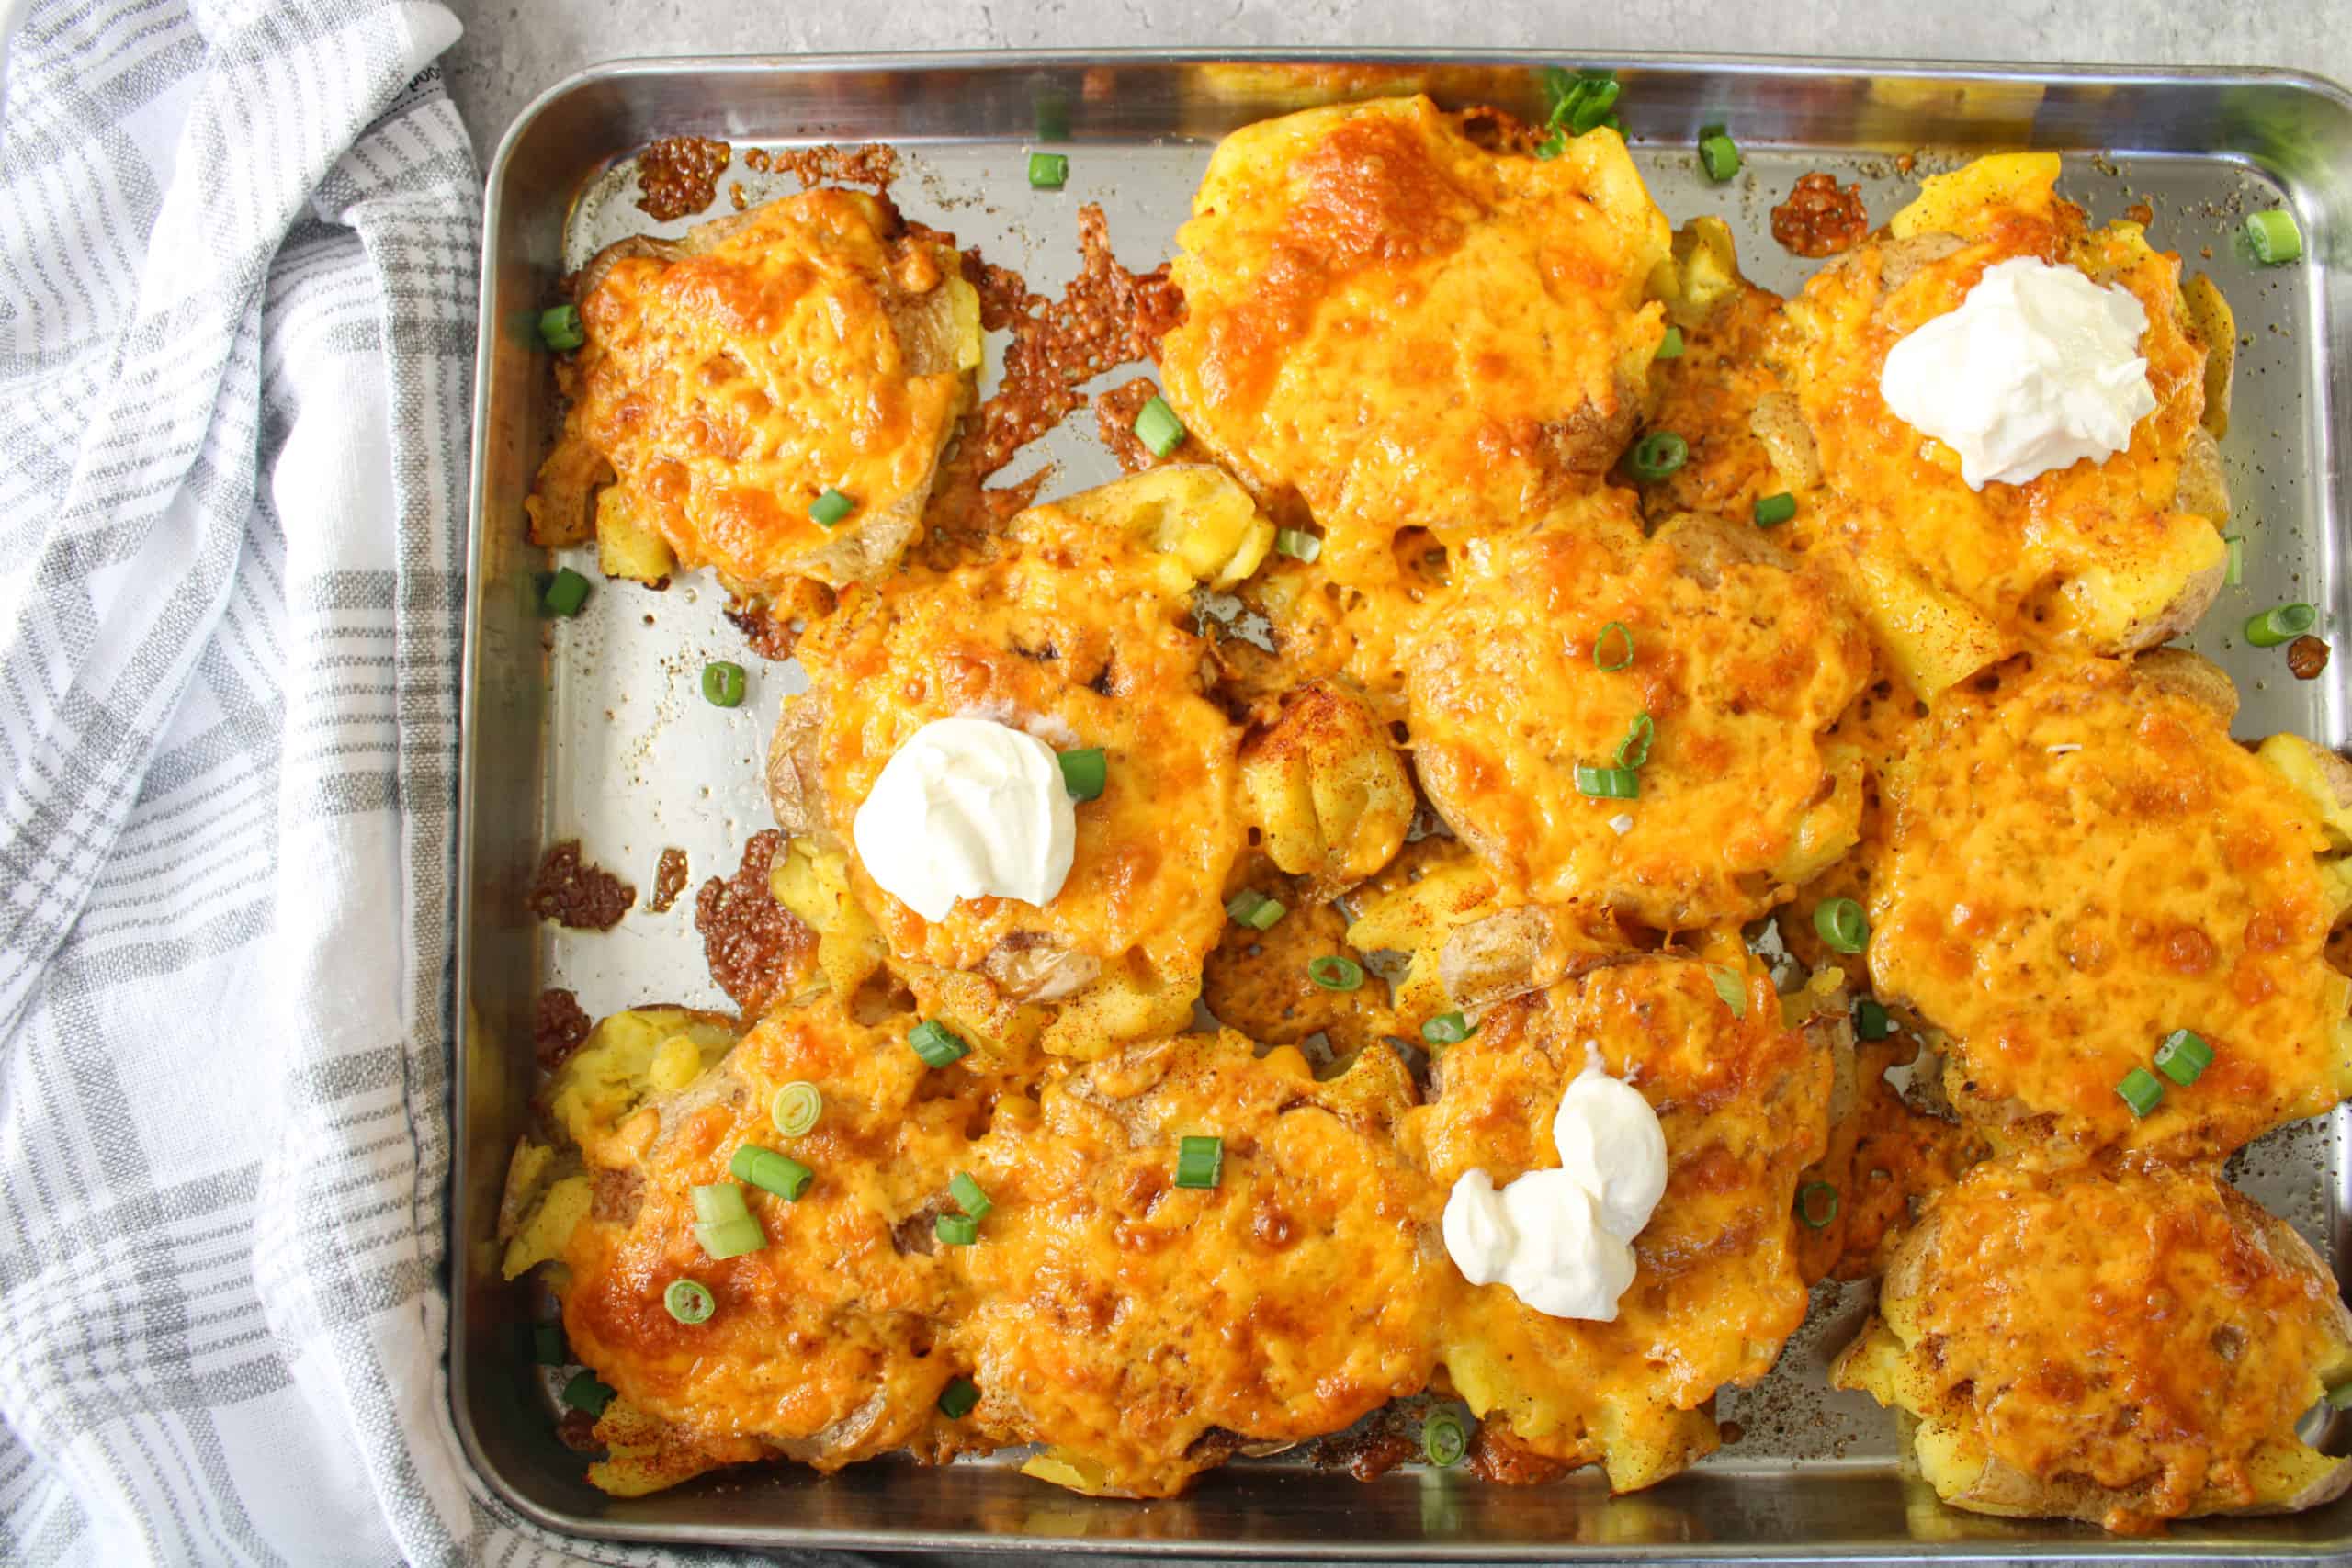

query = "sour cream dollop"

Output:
[[1878, 256, 2156, 491], [851, 716, 1076, 922], [1441, 1049, 1668, 1322]]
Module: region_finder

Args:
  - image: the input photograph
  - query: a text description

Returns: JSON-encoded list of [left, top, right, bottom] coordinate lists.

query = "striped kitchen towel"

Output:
[[0, 3, 857, 1563]]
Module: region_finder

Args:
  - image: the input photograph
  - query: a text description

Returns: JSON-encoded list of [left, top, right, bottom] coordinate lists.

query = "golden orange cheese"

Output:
[[1158, 95, 1671, 591], [1408, 498, 1873, 930], [1869, 655, 2352, 1159]]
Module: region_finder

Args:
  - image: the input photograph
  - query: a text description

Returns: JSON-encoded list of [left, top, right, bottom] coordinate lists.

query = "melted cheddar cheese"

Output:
[[1769, 155, 2223, 694], [1406, 956, 1833, 1490], [1159, 95, 1670, 590], [1408, 500, 1873, 930], [1834, 1157, 2352, 1533], [527, 189, 979, 593], [1871, 655, 2352, 1158]]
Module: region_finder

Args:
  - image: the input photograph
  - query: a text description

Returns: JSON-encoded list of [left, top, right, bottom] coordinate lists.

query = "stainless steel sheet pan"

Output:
[[455, 48, 2352, 1558]]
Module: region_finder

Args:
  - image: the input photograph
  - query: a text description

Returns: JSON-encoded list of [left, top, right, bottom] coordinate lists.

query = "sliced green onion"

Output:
[[1655, 325, 1685, 361], [2154, 1028, 2214, 1087], [950, 1172, 994, 1221], [1699, 128, 1741, 183], [1576, 764, 1641, 800], [1173, 1135, 1224, 1190], [1709, 965, 1747, 1019], [1614, 712, 1655, 770], [939, 1376, 982, 1419], [1422, 1408, 1470, 1467], [664, 1279, 715, 1325], [537, 304, 585, 352], [1135, 394, 1186, 458], [1422, 1012, 1474, 1047], [1796, 1181, 1839, 1229], [1753, 492, 1796, 527], [531, 1322, 570, 1365], [772, 1081, 822, 1138], [1274, 527, 1324, 563], [1027, 152, 1069, 190], [1567, 78, 1622, 134], [934, 1212, 980, 1247], [694, 1216, 766, 1259], [809, 487, 854, 527], [1852, 997, 1894, 1042], [1532, 130, 1566, 161], [2223, 535, 2245, 587], [693, 1182, 752, 1227], [2245, 602, 2318, 647], [561, 1371, 616, 1416], [1814, 897, 1868, 955], [1225, 889, 1286, 931], [1308, 954, 1364, 992], [541, 567, 590, 617], [1626, 431, 1689, 481], [909, 1019, 970, 1070], [2245, 209, 2304, 265], [2116, 1066, 2165, 1118], [1593, 621, 1635, 671], [701, 660, 746, 708], [730, 1145, 814, 1202], [1058, 747, 1107, 801], [2328, 1381, 2352, 1413]]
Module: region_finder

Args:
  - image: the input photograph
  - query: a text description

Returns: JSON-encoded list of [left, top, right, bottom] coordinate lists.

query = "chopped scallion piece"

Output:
[[730, 1145, 813, 1202], [909, 1019, 970, 1070], [1614, 712, 1655, 770], [950, 1171, 994, 1221], [1532, 130, 1566, 161], [934, 1212, 979, 1247], [1422, 1012, 1473, 1047], [939, 1376, 982, 1419], [537, 304, 585, 352], [1135, 394, 1186, 458], [664, 1279, 715, 1324], [772, 1081, 822, 1138], [701, 660, 746, 708], [2116, 1066, 2165, 1118], [1852, 997, 1894, 1042], [1754, 491, 1797, 527], [1656, 325, 1685, 361], [561, 1371, 616, 1416], [2245, 602, 2318, 647], [2223, 535, 2245, 587], [1422, 1407, 1470, 1467], [1027, 152, 1069, 190], [1709, 965, 1747, 1019], [1308, 955, 1364, 992], [1058, 747, 1106, 801], [1173, 1134, 1224, 1190], [1626, 430, 1689, 481], [1796, 1181, 1838, 1229], [690, 1182, 765, 1258], [1593, 620, 1635, 671], [1225, 889, 1286, 931], [2245, 209, 2304, 265], [1575, 764, 1640, 800], [531, 1322, 570, 1366], [809, 487, 854, 527], [1699, 128, 1741, 182], [1274, 527, 1324, 562], [2154, 1028, 2214, 1087], [541, 567, 590, 617], [1814, 897, 1868, 955], [1567, 78, 1622, 134], [692, 1182, 752, 1227]]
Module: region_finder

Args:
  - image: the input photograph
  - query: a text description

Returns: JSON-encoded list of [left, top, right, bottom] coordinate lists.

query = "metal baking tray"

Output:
[[454, 48, 2352, 1559]]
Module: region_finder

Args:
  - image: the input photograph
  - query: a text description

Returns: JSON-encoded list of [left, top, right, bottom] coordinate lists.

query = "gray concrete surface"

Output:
[[442, 0, 2352, 157], [435, 6, 2340, 1566]]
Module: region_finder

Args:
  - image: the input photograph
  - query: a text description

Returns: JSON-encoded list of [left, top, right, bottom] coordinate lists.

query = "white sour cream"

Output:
[[1441, 1049, 1667, 1322], [1878, 256, 2156, 490], [851, 716, 1077, 922]]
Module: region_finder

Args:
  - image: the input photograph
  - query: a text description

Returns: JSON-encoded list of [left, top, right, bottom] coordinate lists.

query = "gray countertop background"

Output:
[[436, 6, 2342, 1565]]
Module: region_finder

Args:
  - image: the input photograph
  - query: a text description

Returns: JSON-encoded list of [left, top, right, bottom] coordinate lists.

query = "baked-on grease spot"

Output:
[[693, 829, 815, 1015], [634, 136, 731, 221], [648, 847, 690, 913], [533, 987, 594, 1069], [1771, 172, 1869, 257], [527, 840, 636, 930]]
